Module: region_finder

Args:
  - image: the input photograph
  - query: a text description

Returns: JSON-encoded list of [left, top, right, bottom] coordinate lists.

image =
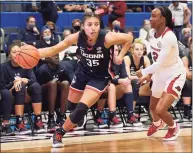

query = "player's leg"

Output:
[[12, 84, 31, 134], [118, 83, 142, 126], [41, 81, 57, 131], [0, 89, 14, 136], [107, 83, 123, 128], [56, 80, 70, 126], [131, 79, 139, 110], [27, 82, 45, 133], [158, 73, 186, 141], [52, 78, 108, 148], [182, 79, 192, 120]]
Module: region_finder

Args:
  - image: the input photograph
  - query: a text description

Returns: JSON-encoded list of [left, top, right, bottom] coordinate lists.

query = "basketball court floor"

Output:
[[1, 120, 192, 152]]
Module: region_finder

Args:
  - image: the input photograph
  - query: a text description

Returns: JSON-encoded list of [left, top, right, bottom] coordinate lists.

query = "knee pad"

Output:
[[67, 100, 78, 112], [12, 84, 25, 105], [69, 102, 88, 124], [28, 82, 42, 102]]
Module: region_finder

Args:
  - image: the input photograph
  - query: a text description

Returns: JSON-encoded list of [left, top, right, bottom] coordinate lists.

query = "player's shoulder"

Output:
[[162, 28, 177, 42]]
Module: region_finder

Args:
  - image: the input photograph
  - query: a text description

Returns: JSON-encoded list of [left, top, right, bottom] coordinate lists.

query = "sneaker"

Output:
[[34, 121, 46, 133], [56, 116, 65, 127], [147, 120, 166, 137], [47, 118, 56, 133], [163, 123, 181, 141], [126, 116, 142, 127], [52, 128, 65, 148], [183, 115, 192, 122], [1, 124, 15, 136], [109, 116, 123, 128], [16, 123, 31, 135], [94, 118, 108, 129]]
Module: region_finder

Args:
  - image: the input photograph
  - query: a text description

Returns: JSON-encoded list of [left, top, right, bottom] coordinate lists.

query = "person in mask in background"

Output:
[[181, 27, 192, 47], [20, 16, 40, 44], [46, 21, 60, 43], [112, 20, 122, 33], [32, 26, 58, 68], [139, 19, 151, 42], [71, 19, 81, 34]]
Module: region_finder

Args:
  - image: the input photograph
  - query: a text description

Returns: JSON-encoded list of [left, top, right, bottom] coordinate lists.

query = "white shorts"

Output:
[[151, 69, 186, 99]]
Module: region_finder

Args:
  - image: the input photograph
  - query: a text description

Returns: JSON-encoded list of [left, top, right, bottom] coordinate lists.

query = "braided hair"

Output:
[[158, 6, 174, 30]]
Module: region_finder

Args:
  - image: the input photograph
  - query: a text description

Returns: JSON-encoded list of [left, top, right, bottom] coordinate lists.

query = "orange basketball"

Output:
[[15, 45, 40, 69]]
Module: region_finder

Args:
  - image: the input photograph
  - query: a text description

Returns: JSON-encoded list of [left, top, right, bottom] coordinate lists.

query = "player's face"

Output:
[[150, 8, 164, 30], [10, 46, 21, 63], [133, 43, 144, 58], [47, 54, 59, 65], [83, 17, 100, 40]]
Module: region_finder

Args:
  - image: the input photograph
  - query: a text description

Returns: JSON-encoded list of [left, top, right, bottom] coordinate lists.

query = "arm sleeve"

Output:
[[141, 32, 177, 75]]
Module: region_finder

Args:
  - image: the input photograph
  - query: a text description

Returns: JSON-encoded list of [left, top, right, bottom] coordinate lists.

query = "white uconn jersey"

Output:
[[149, 27, 184, 71]]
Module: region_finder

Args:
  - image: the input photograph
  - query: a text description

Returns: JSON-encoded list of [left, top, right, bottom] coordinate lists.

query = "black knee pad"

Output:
[[28, 82, 42, 102], [67, 100, 78, 112], [12, 84, 25, 105], [69, 102, 88, 124]]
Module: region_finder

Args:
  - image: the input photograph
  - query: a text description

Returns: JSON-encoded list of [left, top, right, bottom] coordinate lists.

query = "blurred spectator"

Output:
[[112, 20, 122, 33], [181, 27, 192, 47], [46, 21, 60, 43], [33, 26, 57, 48], [139, 19, 151, 41], [33, 1, 58, 24], [63, 3, 76, 12], [20, 16, 40, 44], [63, 29, 72, 40], [181, 37, 192, 120], [71, 19, 81, 33], [168, 1, 191, 41]]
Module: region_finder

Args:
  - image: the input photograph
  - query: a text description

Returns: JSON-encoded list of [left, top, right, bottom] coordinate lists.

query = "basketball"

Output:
[[15, 45, 40, 69]]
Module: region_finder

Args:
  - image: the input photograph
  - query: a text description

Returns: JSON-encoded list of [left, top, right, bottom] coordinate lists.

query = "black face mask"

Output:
[[73, 25, 80, 31]]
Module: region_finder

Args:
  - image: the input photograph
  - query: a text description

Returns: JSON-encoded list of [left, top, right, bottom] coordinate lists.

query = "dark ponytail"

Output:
[[158, 6, 174, 30]]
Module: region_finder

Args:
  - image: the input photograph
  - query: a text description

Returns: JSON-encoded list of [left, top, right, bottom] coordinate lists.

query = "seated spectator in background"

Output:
[[46, 21, 60, 43], [36, 54, 70, 132], [112, 20, 122, 33], [63, 29, 72, 40], [84, 8, 93, 14], [33, 1, 58, 24], [102, 1, 127, 31], [168, 1, 191, 41], [124, 39, 151, 110], [33, 26, 58, 49], [0, 65, 14, 136], [181, 27, 192, 47], [181, 37, 192, 121], [139, 19, 151, 41], [1, 43, 45, 134], [63, 3, 76, 12], [20, 16, 40, 44], [71, 19, 81, 34]]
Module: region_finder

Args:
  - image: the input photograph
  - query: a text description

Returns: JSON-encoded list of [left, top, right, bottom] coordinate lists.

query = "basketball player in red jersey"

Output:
[[137, 7, 186, 141]]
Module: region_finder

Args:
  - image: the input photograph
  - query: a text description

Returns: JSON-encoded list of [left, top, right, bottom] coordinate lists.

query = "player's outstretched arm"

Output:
[[38, 32, 79, 58]]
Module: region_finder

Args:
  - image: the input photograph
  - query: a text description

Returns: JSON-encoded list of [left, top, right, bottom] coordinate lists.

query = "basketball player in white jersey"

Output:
[[137, 7, 186, 141]]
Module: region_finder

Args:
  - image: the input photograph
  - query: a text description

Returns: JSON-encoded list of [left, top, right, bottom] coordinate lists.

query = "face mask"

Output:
[[28, 24, 35, 29], [43, 35, 51, 41], [144, 25, 151, 31], [73, 25, 80, 31], [114, 25, 120, 31]]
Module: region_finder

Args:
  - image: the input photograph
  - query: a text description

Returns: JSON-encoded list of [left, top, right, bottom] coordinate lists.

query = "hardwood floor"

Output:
[[1, 128, 192, 152]]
